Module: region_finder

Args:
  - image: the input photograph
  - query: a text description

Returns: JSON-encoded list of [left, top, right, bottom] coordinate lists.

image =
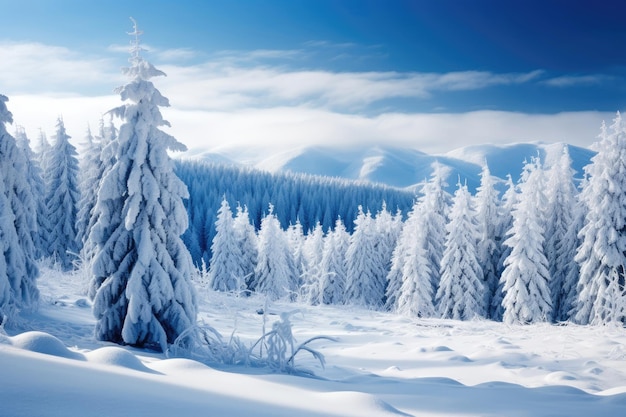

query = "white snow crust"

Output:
[[1, 267, 625, 416]]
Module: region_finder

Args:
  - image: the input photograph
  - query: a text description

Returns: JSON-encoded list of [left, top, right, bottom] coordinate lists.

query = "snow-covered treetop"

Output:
[[108, 19, 186, 154], [118, 18, 166, 83], [0, 94, 13, 125]]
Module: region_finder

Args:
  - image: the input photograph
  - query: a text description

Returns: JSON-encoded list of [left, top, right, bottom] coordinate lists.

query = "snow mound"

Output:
[[148, 357, 213, 373], [545, 371, 578, 383], [85, 347, 154, 373], [418, 345, 453, 352], [597, 386, 626, 396], [316, 391, 412, 416], [10, 331, 84, 360]]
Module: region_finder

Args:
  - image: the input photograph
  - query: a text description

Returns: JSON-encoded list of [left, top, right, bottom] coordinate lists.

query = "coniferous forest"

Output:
[[3, 86, 626, 335]]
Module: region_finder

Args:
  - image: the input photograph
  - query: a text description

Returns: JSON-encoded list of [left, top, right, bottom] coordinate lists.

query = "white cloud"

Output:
[[0, 41, 613, 159], [543, 74, 612, 87], [0, 41, 121, 94], [303, 40, 359, 49], [155, 62, 543, 111], [159, 106, 612, 157], [212, 49, 306, 63], [109, 43, 200, 62], [0, 41, 543, 111], [5, 92, 611, 159], [7, 94, 119, 148]]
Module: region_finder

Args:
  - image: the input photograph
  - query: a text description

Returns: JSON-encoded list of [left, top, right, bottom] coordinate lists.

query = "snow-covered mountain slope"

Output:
[[182, 142, 595, 192], [446, 142, 595, 185]]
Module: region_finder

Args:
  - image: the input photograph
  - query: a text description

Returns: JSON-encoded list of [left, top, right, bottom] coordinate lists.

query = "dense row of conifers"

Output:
[[3, 106, 626, 327], [0, 96, 626, 334], [2, 103, 625, 329], [194, 116, 626, 326]]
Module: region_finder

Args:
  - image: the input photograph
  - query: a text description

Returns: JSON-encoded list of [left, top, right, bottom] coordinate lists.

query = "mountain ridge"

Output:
[[181, 142, 596, 192]]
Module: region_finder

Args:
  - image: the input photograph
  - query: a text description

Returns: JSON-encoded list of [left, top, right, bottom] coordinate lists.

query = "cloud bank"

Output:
[[0, 41, 616, 156]]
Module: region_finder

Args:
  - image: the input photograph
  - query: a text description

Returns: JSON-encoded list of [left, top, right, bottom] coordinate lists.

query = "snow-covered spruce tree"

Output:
[[388, 164, 449, 314], [436, 182, 485, 320], [35, 129, 52, 179], [544, 146, 580, 321], [82, 118, 118, 266], [0, 179, 13, 322], [252, 204, 298, 300], [474, 164, 502, 316], [574, 114, 626, 325], [395, 207, 436, 318], [345, 206, 387, 309], [303, 222, 325, 272], [500, 157, 552, 324], [491, 174, 517, 320], [45, 117, 80, 270], [208, 198, 246, 293], [14, 126, 47, 260], [560, 185, 585, 321], [0, 94, 39, 318], [385, 199, 419, 311], [76, 126, 103, 248], [418, 164, 450, 296], [89, 20, 197, 351], [233, 204, 258, 291], [300, 221, 325, 304], [321, 217, 350, 305], [375, 202, 402, 277], [286, 219, 305, 280]]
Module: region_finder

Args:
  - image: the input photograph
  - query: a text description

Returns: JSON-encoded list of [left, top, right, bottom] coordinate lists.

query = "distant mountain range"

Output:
[[182, 142, 596, 193]]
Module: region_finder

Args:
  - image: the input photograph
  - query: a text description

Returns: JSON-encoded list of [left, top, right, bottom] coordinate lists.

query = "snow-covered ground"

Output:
[[1, 267, 626, 417]]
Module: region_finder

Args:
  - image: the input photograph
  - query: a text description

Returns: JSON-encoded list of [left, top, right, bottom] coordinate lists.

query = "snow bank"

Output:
[[1, 269, 626, 416]]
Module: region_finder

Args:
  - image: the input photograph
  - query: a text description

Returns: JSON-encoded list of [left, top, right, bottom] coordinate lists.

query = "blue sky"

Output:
[[1, 0, 623, 154]]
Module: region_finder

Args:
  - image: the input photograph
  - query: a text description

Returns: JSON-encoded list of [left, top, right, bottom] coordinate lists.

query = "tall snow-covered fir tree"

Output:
[[76, 125, 104, 248], [286, 219, 305, 279], [252, 204, 298, 300], [474, 164, 502, 317], [233, 204, 258, 291], [561, 183, 586, 321], [544, 146, 580, 321], [491, 175, 517, 320], [418, 164, 450, 297], [320, 217, 349, 305], [436, 182, 485, 320], [208, 198, 246, 293], [300, 221, 325, 304], [83, 118, 119, 266], [500, 157, 552, 324], [0, 94, 39, 321], [385, 200, 419, 311], [574, 115, 626, 325], [0, 178, 13, 322], [345, 207, 387, 309], [89, 20, 197, 351], [35, 129, 52, 179], [375, 202, 402, 280], [395, 206, 436, 318], [388, 164, 449, 315], [14, 126, 47, 260], [45, 117, 80, 270]]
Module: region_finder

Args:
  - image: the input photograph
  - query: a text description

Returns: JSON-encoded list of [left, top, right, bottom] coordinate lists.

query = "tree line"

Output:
[[202, 133, 625, 326]]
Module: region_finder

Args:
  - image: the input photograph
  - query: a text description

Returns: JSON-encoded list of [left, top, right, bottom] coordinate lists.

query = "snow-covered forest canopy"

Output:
[[3, 90, 626, 331], [1, 21, 626, 361]]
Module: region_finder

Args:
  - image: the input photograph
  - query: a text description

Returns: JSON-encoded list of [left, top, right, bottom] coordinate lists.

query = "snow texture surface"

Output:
[[1, 268, 626, 417]]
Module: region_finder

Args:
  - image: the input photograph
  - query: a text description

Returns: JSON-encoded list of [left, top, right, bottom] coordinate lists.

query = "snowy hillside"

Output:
[[2, 268, 626, 417], [183, 142, 595, 191]]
